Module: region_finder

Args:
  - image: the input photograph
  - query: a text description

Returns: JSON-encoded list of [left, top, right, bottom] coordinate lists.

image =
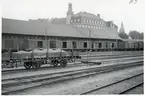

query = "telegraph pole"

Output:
[[45, 28, 49, 62], [87, 30, 91, 64], [116, 31, 118, 63]]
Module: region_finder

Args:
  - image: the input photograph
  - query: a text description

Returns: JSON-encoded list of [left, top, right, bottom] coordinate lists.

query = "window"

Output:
[[5, 35, 8, 38], [5, 40, 14, 48], [72, 41, 77, 49], [62, 42, 67, 48], [8, 35, 12, 38], [78, 19, 80, 22], [71, 20, 73, 22], [50, 40, 56, 48], [74, 19, 76, 22], [99, 43, 102, 48], [106, 42, 108, 48], [91, 42, 94, 49], [112, 43, 114, 48], [84, 19, 85, 22], [84, 42, 87, 48], [37, 41, 43, 48]]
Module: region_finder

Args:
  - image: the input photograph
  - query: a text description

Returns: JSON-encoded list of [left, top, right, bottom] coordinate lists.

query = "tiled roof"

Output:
[[122, 39, 143, 42], [2, 18, 120, 40], [74, 12, 100, 19], [50, 18, 66, 24], [72, 26, 120, 39], [2, 18, 83, 37]]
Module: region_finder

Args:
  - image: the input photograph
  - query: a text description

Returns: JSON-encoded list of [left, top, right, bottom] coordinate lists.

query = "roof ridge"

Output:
[[2, 18, 28, 22]]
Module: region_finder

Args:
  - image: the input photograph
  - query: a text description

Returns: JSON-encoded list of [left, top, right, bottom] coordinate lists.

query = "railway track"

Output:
[[80, 51, 143, 57], [2, 54, 143, 74], [81, 53, 143, 57], [119, 83, 143, 94], [81, 54, 143, 60], [81, 73, 143, 94], [2, 61, 143, 95]]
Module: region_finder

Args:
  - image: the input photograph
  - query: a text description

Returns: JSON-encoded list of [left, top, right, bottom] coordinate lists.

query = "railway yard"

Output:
[[2, 51, 144, 95]]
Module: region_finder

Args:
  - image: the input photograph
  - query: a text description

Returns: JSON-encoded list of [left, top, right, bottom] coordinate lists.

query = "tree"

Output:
[[118, 32, 129, 39], [129, 30, 144, 39]]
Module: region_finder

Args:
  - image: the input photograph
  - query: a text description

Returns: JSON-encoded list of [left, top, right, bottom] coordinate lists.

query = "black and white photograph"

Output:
[[1, 0, 144, 95]]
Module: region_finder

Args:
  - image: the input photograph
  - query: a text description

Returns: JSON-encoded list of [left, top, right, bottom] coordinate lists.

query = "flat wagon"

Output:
[[11, 48, 81, 69]]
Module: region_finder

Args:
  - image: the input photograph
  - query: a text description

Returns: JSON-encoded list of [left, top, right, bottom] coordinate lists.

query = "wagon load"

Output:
[[12, 50, 31, 60], [12, 49, 69, 60], [51, 49, 69, 58]]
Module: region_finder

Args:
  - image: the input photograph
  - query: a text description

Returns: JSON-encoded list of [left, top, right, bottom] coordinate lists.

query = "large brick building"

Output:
[[2, 3, 121, 51]]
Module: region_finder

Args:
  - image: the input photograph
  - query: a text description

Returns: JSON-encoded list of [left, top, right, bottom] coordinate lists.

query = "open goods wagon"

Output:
[[11, 48, 81, 69]]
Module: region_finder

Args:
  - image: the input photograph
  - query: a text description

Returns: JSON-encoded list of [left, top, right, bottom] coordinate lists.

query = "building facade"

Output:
[[2, 3, 123, 51]]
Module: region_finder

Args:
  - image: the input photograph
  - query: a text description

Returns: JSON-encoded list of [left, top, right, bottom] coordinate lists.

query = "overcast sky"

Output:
[[1, 0, 145, 34]]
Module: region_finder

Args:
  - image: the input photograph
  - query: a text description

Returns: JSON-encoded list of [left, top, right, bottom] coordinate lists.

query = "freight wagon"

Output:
[[11, 48, 81, 69]]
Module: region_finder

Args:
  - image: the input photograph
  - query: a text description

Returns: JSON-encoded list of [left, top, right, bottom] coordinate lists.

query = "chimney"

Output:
[[97, 14, 100, 18]]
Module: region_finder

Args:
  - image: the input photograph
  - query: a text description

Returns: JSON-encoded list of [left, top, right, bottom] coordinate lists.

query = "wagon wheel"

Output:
[[60, 59, 67, 67], [32, 62, 40, 69], [71, 58, 75, 62], [24, 62, 32, 69], [51, 60, 58, 67]]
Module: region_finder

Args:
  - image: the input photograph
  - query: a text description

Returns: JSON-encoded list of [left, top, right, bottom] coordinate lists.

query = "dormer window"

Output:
[[112, 24, 114, 27], [74, 19, 76, 22]]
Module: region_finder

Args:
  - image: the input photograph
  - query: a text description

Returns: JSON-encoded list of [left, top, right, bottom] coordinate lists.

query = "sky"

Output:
[[1, 0, 145, 34]]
